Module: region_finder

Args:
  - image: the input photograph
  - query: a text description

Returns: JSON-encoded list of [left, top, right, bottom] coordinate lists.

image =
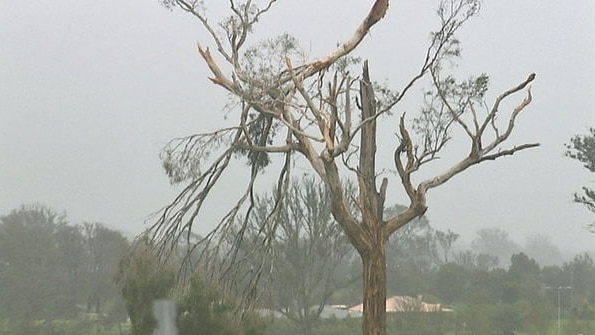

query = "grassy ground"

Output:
[[1, 317, 594, 335], [0, 319, 130, 335]]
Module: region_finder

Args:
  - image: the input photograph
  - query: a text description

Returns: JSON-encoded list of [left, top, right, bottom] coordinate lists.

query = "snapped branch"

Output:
[[394, 114, 418, 203], [290, 0, 388, 80]]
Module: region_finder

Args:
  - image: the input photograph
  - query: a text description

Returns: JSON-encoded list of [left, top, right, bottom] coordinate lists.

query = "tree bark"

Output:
[[361, 236, 387, 335], [357, 61, 387, 335]]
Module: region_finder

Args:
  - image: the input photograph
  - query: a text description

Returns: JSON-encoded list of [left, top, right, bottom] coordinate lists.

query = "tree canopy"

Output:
[[566, 128, 595, 229], [0, 205, 128, 326]]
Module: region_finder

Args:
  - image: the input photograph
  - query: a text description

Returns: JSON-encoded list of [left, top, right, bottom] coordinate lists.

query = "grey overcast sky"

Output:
[[1, 1, 594, 253]]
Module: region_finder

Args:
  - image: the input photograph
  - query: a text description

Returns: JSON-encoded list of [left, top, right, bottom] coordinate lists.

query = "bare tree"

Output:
[[149, 1, 538, 334], [435, 229, 459, 264], [472, 227, 521, 267], [253, 176, 353, 335]]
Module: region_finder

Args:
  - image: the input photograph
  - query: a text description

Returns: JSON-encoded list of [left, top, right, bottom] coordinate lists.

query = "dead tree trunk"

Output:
[[357, 61, 389, 335], [360, 234, 387, 335]]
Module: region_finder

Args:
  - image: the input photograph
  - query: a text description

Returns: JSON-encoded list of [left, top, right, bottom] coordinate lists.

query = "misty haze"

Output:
[[1, 1, 595, 335]]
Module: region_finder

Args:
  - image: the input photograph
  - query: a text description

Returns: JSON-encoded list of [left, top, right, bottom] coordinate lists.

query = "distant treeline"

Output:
[[3, 203, 595, 335], [0, 204, 129, 326]]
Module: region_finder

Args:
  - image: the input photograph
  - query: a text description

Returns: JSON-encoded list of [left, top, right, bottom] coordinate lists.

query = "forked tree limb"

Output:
[[419, 75, 538, 194], [386, 73, 539, 236], [480, 73, 535, 135]]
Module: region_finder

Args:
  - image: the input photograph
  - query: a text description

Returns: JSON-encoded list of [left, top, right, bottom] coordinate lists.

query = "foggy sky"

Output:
[[1, 0, 594, 254]]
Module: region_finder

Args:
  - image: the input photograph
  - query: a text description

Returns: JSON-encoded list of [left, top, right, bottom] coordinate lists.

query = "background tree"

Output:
[[0, 205, 89, 322], [563, 253, 595, 307], [522, 234, 565, 266], [434, 229, 459, 265], [385, 204, 436, 272], [0, 205, 129, 329], [150, 1, 538, 334], [471, 228, 521, 267], [504, 253, 541, 304], [431, 262, 470, 304], [115, 238, 176, 335], [566, 128, 595, 229], [383, 204, 457, 295], [81, 222, 129, 318], [178, 273, 267, 335], [252, 176, 353, 335], [453, 249, 499, 271], [384, 204, 434, 295]]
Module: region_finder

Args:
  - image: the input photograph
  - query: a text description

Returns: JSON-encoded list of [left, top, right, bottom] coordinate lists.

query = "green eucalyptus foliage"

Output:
[[115, 239, 176, 335], [177, 275, 267, 335], [566, 128, 595, 227]]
